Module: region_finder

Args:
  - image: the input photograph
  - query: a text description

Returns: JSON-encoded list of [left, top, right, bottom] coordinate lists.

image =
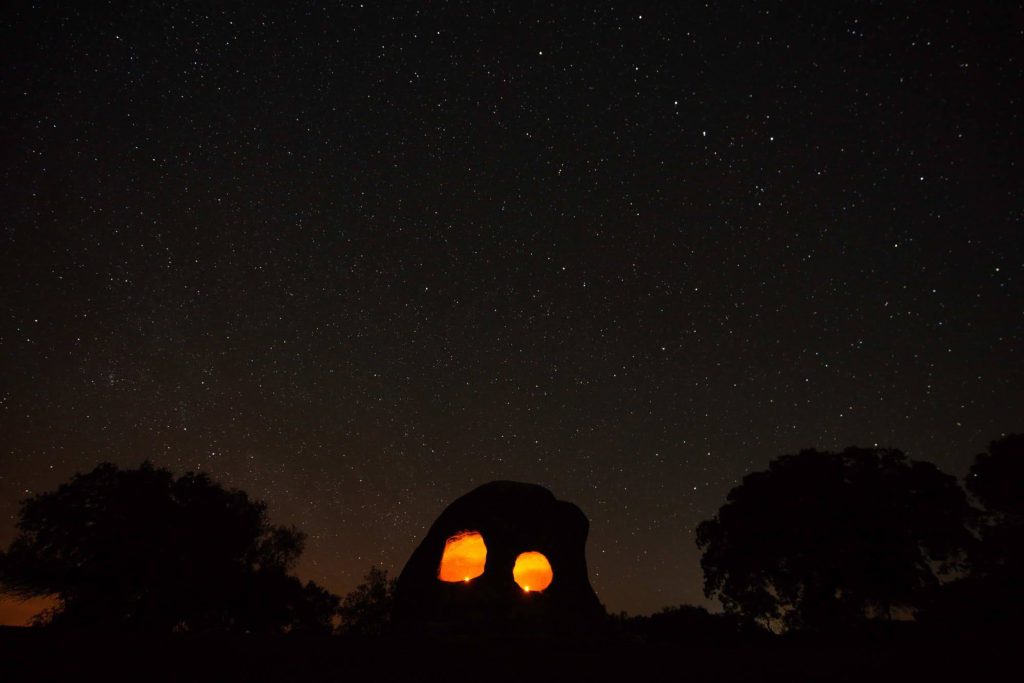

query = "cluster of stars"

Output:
[[0, 2, 1020, 619]]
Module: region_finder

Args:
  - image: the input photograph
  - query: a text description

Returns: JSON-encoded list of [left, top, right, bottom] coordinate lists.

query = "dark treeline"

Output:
[[694, 436, 1022, 637], [1, 434, 1021, 642], [0, 463, 338, 634]]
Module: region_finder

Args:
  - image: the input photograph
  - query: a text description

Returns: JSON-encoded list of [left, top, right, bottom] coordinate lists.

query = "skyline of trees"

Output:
[[1, 434, 1019, 635]]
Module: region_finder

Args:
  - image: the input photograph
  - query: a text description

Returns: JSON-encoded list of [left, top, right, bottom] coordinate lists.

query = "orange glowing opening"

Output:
[[513, 551, 553, 592], [438, 531, 487, 582]]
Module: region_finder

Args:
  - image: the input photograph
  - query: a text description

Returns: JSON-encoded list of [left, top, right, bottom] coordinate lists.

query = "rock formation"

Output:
[[393, 481, 605, 634]]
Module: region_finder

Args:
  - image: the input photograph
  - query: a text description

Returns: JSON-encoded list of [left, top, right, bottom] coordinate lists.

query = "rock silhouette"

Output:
[[393, 481, 604, 634]]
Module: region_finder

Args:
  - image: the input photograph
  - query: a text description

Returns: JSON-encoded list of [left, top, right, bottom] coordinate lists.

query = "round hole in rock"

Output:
[[437, 530, 487, 582], [513, 551, 553, 592]]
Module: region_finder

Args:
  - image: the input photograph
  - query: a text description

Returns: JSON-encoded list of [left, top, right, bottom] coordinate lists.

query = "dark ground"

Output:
[[0, 625, 1015, 682]]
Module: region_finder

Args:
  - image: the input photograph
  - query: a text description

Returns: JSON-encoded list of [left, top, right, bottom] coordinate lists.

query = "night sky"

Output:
[[1, 2, 1021, 620]]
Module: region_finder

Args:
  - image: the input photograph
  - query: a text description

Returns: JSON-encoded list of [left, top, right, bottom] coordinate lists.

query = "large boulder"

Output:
[[393, 481, 605, 634]]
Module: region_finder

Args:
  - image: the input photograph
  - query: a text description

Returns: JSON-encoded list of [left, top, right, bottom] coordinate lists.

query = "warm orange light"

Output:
[[438, 531, 487, 582], [513, 551, 552, 592]]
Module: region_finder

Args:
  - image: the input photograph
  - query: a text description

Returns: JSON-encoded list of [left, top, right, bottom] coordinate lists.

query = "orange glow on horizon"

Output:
[[513, 551, 553, 592], [438, 531, 487, 582]]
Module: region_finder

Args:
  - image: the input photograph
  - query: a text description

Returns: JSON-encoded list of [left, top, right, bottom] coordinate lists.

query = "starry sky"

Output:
[[1, 2, 1021, 621]]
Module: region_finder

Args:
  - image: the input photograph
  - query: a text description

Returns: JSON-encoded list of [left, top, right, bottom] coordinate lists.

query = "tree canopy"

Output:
[[918, 435, 1024, 631], [696, 447, 971, 631], [338, 566, 396, 636], [967, 434, 1024, 519], [0, 462, 338, 633], [966, 434, 1024, 575]]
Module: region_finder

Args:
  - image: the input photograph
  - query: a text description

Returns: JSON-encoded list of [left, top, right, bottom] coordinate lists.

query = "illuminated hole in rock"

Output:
[[438, 531, 487, 582], [513, 551, 553, 592]]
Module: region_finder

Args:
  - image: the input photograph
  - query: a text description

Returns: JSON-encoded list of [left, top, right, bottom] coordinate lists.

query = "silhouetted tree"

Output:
[[0, 462, 338, 633], [338, 566, 395, 635], [289, 579, 342, 635], [918, 435, 1024, 631], [966, 433, 1024, 573], [968, 434, 1024, 511], [696, 447, 971, 632]]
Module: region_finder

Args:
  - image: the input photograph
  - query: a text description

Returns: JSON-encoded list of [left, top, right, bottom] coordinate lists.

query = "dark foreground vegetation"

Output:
[[0, 624, 1015, 683], [0, 434, 1020, 681]]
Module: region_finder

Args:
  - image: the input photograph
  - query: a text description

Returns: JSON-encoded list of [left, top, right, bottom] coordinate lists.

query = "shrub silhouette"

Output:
[[697, 447, 971, 632], [623, 604, 764, 643], [0, 462, 338, 633], [338, 566, 396, 635]]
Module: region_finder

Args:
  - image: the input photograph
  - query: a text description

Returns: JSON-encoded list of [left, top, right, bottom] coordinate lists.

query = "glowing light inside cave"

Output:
[[513, 551, 553, 592], [438, 531, 487, 582]]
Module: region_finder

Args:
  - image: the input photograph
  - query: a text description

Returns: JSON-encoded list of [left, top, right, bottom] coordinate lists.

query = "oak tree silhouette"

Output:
[[967, 433, 1024, 572], [0, 462, 338, 633], [919, 434, 1024, 630], [966, 433, 1024, 616], [696, 447, 971, 632]]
